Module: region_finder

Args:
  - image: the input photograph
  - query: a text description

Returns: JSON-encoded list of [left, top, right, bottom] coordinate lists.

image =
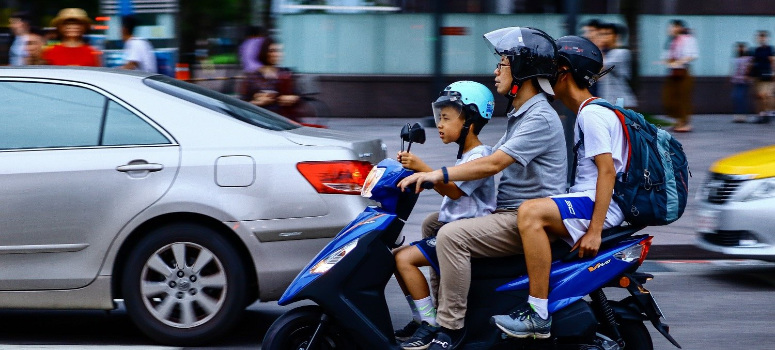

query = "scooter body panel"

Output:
[[497, 235, 647, 313]]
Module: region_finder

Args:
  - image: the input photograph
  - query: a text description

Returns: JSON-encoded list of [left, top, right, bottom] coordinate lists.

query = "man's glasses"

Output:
[[495, 63, 510, 70]]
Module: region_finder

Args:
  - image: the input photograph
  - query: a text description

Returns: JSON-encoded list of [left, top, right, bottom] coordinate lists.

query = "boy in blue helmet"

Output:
[[393, 81, 497, 349]]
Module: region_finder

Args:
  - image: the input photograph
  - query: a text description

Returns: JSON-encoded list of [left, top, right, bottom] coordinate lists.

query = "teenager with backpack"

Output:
[[491, 35, 625, 339]]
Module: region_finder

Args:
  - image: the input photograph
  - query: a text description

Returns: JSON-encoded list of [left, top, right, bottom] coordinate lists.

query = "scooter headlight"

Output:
[[309, 239, 359, 275], [361, 166, 385, 198]]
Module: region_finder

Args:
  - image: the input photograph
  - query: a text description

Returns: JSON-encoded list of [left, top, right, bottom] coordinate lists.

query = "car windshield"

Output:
[[143, 75, 300, 131]]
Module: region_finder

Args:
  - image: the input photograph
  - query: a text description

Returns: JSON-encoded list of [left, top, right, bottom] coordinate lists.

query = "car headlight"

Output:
[[361, 166, 385, 198], [743, 177, 775, 201], [309, 239, 358, 275]]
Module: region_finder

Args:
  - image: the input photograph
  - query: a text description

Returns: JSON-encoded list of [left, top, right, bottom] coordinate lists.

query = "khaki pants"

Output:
[[435, 209, 525, 330], [420, 212, 445, 306], [755, 80, 775, 114]]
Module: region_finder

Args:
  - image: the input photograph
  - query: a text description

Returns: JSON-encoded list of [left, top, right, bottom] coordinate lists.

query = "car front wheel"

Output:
[[122, 223, 248, 345]]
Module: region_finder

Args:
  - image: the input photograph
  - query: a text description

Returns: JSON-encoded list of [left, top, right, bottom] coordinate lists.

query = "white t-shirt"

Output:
[[124, 37, 157, 73], [438, 145, 497, 223], [569, 99, 629, 223]]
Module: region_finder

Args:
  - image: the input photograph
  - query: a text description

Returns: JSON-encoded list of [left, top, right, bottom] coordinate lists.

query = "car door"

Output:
[[0, 79, 180, 290]]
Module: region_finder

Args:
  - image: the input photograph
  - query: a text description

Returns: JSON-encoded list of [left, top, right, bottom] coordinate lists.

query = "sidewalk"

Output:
[[324, 114, 773, 259]]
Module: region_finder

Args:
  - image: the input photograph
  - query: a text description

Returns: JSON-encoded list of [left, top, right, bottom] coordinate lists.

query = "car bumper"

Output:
[[695, 197, 775, 260]]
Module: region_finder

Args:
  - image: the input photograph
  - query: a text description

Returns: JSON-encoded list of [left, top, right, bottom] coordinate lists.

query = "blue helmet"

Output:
[[432, 81, 494, 159], [433, 81, 494, 125]]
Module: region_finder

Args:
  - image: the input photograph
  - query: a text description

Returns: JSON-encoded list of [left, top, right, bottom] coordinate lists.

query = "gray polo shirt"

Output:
[[493, 93, 567, 209]]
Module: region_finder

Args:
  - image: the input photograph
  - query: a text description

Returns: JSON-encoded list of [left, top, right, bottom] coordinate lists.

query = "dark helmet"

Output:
[[483, 27, 558, 96], [555, 35, 611, 88]]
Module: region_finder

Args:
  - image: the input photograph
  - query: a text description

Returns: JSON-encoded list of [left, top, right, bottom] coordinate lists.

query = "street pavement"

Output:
[[323, 113, 774, 259]]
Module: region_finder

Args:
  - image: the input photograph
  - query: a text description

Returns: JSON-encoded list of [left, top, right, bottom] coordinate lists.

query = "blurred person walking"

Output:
[[731, 42, 753, 123], [661, 19, 698, 132], [24, 27, 47, 65], [8, 11, 32, 66], [42, 8, 100, 67], [239, 37, 301, 121], [239, 26, 265, 73], [120, 15, 157, 73], [750, 30, 774, 124], [597, 23, 637, 108]]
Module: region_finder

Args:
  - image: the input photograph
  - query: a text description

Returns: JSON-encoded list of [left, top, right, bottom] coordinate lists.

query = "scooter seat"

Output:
[[561, 225, 646, 262], [471, 240, 572, 280]]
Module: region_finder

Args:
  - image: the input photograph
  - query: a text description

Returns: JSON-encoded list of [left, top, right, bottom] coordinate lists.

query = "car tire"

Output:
[[122, 223, 248, 345]]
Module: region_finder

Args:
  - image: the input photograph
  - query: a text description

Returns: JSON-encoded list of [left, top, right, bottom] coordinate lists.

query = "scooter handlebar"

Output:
[[421, 181, 435, 189]]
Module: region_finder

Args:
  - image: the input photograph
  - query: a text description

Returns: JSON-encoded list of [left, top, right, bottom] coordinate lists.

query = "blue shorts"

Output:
[[411, 236, 440, 274], [551, 194, 595, 245]]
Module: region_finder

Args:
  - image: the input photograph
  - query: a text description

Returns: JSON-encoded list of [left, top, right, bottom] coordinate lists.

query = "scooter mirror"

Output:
[[400, 123, 426, 145]]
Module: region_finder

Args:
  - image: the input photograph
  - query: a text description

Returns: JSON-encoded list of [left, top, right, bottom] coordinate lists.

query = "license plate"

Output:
[[696, 209, 720, 234]]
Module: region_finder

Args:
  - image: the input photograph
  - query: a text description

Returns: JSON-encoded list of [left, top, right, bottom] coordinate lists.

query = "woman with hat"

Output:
[[42, 8, 100, 66]]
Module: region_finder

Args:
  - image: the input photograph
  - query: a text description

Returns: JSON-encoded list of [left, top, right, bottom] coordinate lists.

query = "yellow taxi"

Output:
[[695, 145, 775, 260]]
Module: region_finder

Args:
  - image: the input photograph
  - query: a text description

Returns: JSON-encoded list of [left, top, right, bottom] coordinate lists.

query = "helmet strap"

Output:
[[504, 80, 523, 114], [455, 123, 471, 159]]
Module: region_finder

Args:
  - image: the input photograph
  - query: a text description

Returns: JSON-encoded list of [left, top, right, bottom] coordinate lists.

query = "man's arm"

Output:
[[122, 60, 139, 70], [397, 150, 514, 192], [572, 153, 616, 257]]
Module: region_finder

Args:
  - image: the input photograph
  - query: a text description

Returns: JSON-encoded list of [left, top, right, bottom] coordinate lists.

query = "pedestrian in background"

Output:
[[42, 8, 100, 67], [120, 15, 157, 73], [239, 26, 265, 73], [597, 23, 637, 108], [239, 37, 302, 121], [731, 42, 753, 123], [24, 27, 47, 65], [8, 11, 31, 66], [661, 19, 698, 132], [750, 30, 774, 124]]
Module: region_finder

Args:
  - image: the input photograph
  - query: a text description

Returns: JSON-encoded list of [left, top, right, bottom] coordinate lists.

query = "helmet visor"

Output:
[[432, 93, 464, 126], [484, 27, 526, 57]]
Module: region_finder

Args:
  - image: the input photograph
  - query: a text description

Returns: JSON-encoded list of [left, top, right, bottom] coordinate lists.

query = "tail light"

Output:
[[297, 161, 373, 195], [637, 236, 653, 266], [613, 236, 653, 266]]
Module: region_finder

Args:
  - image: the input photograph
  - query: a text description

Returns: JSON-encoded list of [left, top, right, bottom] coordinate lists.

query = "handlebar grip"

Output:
[[421, 181, 435, 189]]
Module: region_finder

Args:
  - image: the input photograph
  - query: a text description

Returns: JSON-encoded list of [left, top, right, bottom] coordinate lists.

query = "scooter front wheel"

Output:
[[262, 305, 355, 350]]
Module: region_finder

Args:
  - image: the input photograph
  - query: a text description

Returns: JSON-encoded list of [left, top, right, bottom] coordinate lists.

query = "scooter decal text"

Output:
[[587, 259, 611, 272]]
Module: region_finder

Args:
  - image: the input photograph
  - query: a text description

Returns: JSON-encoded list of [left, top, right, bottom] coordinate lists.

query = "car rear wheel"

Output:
[[122, 223, 247, 345]]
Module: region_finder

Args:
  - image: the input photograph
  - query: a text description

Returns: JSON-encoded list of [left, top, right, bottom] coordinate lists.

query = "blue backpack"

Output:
[[575, 99, 689, 226]]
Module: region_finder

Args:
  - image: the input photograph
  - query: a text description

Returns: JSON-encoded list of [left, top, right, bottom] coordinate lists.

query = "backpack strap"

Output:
[[569, 98, 600, 188], [587, 99, 633, 173]]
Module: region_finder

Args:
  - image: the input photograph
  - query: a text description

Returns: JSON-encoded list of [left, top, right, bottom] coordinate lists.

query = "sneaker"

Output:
[[427, 327, 465, 350], [491, 304, 552, 339], [395, 321, 421, 341], [400, 322, 439, 350]]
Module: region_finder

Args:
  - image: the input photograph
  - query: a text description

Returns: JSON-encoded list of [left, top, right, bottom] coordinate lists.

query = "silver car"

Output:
[[0, 67, 385, 345]]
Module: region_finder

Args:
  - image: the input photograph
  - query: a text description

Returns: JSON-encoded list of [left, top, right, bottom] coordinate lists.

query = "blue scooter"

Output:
[[263, 125, 681, 350]]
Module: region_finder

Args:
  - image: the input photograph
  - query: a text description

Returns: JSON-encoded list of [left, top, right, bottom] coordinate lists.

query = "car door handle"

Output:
[[116, 163, 164, 172]]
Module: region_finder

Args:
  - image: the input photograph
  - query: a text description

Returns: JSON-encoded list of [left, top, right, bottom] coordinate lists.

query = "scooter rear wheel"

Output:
[[262, 305, 355, 350], [605, 321, 654, 350]]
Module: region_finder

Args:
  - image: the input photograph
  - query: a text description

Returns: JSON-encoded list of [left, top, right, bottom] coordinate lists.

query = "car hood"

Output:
[[711, 145, 775, 179], [282, 127, 386, 164]]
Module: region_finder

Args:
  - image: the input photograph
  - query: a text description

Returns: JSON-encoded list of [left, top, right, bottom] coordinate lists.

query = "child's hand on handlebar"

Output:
[[397, 151, 431, 172]]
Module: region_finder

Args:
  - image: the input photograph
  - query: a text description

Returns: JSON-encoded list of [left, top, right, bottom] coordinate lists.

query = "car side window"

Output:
[[0, 81, 103, 150], [102, 100, 170, 146]]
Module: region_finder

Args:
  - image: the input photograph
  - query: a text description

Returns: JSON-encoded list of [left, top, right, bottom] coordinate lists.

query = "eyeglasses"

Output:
[[495, 63, 510, 70]]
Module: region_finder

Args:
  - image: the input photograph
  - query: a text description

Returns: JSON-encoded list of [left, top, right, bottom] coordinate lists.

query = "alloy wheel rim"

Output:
[[139, 241, 228, 328]]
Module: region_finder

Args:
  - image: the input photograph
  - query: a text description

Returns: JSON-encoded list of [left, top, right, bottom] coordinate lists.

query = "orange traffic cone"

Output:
[[175, 63, 190, 80]]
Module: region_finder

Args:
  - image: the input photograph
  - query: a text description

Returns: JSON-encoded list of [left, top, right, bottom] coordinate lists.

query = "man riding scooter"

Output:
[[398, 26, 568, 349]]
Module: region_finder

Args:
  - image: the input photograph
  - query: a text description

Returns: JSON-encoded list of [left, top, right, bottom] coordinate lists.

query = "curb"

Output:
[[648, 244, 728, 260]]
